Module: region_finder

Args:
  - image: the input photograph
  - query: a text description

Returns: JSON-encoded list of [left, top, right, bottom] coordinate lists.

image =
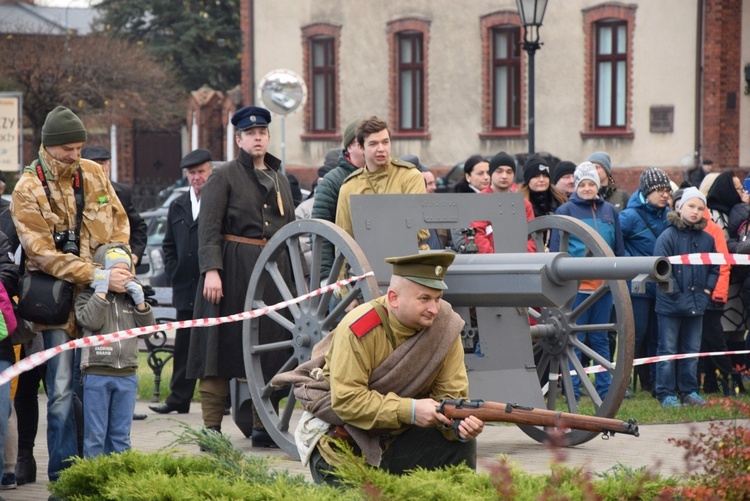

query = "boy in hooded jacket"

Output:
[[75, 243, 154, 457], [653, 187, 718, 408]]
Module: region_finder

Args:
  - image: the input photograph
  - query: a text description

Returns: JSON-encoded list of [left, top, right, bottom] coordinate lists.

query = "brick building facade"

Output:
[[232, 0, 749, 194]]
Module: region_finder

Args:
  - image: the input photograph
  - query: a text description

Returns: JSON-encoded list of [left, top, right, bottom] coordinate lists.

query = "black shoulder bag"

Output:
[[16, 164, 84, 325]]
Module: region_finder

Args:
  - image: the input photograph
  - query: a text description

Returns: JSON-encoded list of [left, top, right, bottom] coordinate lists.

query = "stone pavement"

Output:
[[6, 395, 737, 500]]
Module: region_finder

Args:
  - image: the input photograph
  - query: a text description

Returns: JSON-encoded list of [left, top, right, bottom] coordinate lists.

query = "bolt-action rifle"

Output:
[[437, 399, 639, 439]]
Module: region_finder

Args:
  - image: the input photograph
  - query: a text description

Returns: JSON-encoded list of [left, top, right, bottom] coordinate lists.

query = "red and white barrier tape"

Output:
[[0, 272, 374, 387], [668, 252, 750, 266], [580, 349, 750, 375], [543, 349, 750, 393]]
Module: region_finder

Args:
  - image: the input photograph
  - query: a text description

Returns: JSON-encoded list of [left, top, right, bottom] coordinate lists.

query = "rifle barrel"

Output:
[[441, 400, 639, 437]]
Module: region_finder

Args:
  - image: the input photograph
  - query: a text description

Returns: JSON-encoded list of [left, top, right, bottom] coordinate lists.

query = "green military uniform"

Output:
[[335, 158, 430, 245], [323, 295, 467, 431], [308, 252, 476, 483]]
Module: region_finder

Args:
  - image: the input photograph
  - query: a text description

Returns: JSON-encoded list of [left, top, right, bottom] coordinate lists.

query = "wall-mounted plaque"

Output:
[[650, 106, 674, 133]]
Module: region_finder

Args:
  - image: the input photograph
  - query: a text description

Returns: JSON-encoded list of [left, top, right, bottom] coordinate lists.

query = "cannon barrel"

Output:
[[443, 253, 670, 308], [549, 256, 671, 284]]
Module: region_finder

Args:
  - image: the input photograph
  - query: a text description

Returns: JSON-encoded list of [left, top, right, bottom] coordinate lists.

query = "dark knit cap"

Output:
[[488, 151, 516, 175], [324, 148, 339, 169], [588, 151, 612, 175], [523, 155, 552, 185], [552, 161, 576, 185], [639, 167, 672, 196], [42, 106, 87, 147], [81, 145, 111, 162], [180, 148, 212, 170], [342, 119, 361, 150]]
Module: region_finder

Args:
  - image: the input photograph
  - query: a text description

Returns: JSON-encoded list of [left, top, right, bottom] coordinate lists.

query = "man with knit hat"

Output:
[[471, 151, 535, 253], [588, 151, 629, 211], [11, 106, 130, 481], [618, 167, 672, 396], [487, 151, 517, 194], [312, 119, 365, 281], [552, 161, 576, 197], [550, 160, 576, 197]]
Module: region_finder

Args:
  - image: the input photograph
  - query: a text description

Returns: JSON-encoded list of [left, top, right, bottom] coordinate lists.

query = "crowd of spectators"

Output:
[[1, 104, 749, 498]]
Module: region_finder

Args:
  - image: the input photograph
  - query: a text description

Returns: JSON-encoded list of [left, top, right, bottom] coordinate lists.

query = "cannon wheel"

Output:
[[520, 215, 634, 446], [243, 219, 380, 459]]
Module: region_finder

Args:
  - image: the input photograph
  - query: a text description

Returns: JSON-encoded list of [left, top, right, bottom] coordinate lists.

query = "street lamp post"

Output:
[[516, 0, 548, 156]]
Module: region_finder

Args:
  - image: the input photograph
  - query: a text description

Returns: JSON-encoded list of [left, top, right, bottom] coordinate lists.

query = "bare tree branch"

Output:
[[0, 31, 185, 149]]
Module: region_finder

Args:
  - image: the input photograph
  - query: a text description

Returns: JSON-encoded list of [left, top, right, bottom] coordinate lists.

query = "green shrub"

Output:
[[51, 424, 688, 500]]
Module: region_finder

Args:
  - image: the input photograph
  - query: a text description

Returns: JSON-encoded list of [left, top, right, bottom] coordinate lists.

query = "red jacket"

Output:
[[471, 186, 536, 253], [703, 207, 729, 303]]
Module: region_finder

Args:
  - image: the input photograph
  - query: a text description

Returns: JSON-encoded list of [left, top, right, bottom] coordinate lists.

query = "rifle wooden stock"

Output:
[[438, 399, 639, 438]]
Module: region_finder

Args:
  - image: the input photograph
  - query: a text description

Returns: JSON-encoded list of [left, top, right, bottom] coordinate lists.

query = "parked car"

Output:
[[159, 186, 189, 209], [435, 161, 467, 193], [135, 207, 170, 287]]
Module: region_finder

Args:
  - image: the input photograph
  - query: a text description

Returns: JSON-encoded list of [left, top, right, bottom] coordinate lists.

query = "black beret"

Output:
[[231, 105, 272, 130], [81, 145, 111, 161], [489, 151, 516, 175], [180, 148, 212, 170]]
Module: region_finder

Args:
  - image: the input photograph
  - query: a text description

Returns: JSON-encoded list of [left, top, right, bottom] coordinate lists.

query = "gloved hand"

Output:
[[91, 268, 111, 294], [124, 280, 145, 305]]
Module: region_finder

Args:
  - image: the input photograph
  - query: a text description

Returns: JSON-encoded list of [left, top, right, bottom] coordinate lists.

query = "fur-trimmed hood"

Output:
[[667, 210, 708, 231]]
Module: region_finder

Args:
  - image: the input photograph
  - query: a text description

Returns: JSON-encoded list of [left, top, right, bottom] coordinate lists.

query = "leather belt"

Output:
[[222, 234, 267, 246]]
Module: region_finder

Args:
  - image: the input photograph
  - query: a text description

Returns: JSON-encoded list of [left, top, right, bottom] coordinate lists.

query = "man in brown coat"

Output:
[[187, 106, 295, 447]]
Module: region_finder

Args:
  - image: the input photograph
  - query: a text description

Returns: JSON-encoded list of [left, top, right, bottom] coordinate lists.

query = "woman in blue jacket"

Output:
[[550, 162, 623, 402], [618, 168, 672, 395], [653, 187, 718, 407]]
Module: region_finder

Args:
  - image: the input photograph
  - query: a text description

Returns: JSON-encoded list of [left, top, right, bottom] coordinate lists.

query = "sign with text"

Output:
[[0, 93, 22, 172]]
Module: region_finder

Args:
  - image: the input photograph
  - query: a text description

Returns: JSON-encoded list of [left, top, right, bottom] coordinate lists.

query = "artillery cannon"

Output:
[[240, 193, 670, 459]]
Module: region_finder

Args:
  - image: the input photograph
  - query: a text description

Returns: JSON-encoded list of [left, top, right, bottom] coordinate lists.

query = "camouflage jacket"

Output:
[[11, 153, 129, 336]]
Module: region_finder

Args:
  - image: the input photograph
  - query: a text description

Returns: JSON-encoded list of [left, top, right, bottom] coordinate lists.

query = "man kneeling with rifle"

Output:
[[274, 252, 483, 484], [273, 252, 639, 485]]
